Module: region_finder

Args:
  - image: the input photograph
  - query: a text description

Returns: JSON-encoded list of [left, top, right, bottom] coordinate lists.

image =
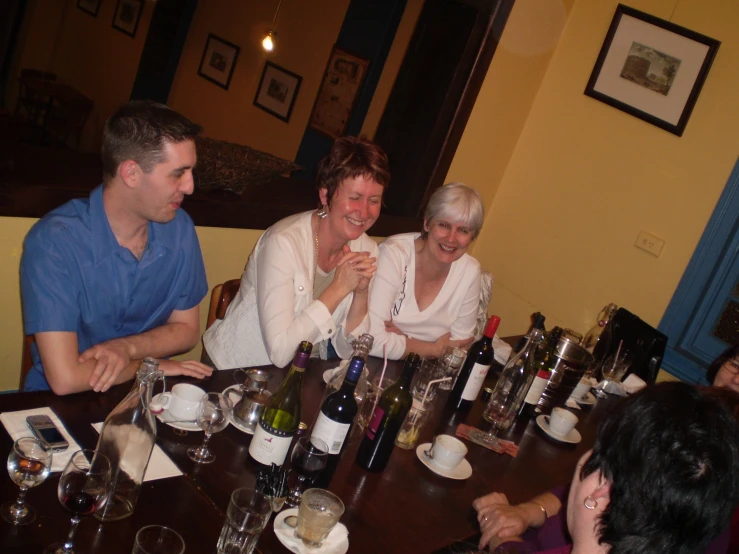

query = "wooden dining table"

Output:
[[0, 357, 613, 553]]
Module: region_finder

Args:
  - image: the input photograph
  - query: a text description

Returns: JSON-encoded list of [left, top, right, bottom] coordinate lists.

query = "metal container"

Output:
[[232, 369, 273, 433], [536, 336, 594, 413]]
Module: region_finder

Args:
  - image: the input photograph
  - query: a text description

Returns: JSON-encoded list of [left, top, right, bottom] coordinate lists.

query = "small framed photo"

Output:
[[77, 0, 101, 17], [584, 4, 720, 136], [111, 0, 143, 37], [197, 34, 241, 91], [253, 61, 302, 122]]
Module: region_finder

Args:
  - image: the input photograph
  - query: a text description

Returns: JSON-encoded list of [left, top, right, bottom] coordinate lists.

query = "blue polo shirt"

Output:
[[20, 185, 208, 391]]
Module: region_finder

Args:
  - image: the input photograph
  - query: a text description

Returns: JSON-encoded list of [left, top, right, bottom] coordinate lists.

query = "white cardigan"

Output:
[[203, 211, 378, 369], [368, 233, 481, 360]]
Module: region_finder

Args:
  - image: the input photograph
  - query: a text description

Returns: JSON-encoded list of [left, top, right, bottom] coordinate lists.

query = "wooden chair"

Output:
[[19, 335, 35, 391], [202, 279, 241, 363]]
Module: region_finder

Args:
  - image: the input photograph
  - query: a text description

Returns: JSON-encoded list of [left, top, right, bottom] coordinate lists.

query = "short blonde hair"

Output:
[[424, 182, 484, 239]]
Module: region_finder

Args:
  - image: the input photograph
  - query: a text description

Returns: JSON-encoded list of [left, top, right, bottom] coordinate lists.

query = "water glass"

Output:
[[395, 402, 431, 450], [355, 375, 385, 431], [593, 349, 633, 398], [1, 437, 53, 525], [187, 392, 233, 464], [133, 526, 185, 554], [437, 346, 467, 391], [411, 357, 441, 401], [217, 488, 272, 554], [295, 488, 345, 548]]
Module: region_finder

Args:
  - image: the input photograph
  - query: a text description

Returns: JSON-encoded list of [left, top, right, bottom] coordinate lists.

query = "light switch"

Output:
[[635, 231, 665, 257]]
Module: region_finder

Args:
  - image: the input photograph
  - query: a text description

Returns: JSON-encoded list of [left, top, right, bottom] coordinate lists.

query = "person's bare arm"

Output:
[[38, 306, 212, 395]]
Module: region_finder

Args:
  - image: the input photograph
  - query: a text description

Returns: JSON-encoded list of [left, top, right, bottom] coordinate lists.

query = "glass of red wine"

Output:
[[45, 449, 111, 554], [1, 437, 53, 525], [285, 436, 328, 508]]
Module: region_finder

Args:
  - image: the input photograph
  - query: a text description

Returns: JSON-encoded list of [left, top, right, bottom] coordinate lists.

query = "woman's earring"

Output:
[[317, 204, 328, 219], [584, 496, 598, 510]]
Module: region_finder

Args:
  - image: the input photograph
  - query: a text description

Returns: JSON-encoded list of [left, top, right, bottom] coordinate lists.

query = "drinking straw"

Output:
[[371, 345, 389, 416], [410, 376, 452, 424], [613, 340, 623, 370]]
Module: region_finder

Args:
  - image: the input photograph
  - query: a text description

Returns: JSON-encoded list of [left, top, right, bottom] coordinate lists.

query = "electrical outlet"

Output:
[[635, 231, 665, 257]]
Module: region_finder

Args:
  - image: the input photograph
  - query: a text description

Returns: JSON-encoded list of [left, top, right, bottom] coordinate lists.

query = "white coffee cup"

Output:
[[548, 407, 578, 437], [425, 434, 467, 470], [152, 384, 205, 421], [571, 378, 591, 400]]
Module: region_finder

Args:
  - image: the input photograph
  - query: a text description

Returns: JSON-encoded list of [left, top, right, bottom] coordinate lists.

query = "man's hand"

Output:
[[158, 359, 213, 379], [79, 338, 135, 392]]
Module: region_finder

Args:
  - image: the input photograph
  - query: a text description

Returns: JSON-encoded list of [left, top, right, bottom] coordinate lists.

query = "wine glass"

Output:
[[45, 450, 111, 554], [285, 436, 328, 508], [593, 349, 633, 398], [467, 393, 518, 447], [1, 437, 53, 525], [187, 392, 233, 464]]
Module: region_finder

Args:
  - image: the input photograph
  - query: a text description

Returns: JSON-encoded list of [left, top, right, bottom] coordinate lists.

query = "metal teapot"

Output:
[[232, 369, 273, 433]]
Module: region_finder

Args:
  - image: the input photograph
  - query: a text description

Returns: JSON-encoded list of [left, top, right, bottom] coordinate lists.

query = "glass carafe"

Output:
[[94, 358, 164, 521]]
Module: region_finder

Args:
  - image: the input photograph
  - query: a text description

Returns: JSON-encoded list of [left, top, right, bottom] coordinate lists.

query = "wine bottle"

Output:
[[249, 341, 312, 467], [311, 357, 364, 488], [356, 353, 420, 472], [521, 327, 563, 416], [513, 312, 546, 353], [448, 315, 501, 410]]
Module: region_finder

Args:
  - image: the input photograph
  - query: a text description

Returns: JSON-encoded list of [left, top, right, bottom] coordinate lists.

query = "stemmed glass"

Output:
[[187, 392, 233, 464], [46, 450, 111, 554], [285, 436, 328, 508], [1, 437, 53, 525], [467, 393, 518, 447], [593, 349, 633, 398]]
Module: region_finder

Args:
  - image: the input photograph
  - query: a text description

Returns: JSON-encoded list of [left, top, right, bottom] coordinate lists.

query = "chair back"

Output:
[[20, 335, 35, 391], [206, 279, 241, 330]]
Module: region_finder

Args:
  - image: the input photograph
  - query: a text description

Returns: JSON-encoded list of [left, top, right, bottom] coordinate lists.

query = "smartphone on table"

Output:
[[26, 415, 70, 452]]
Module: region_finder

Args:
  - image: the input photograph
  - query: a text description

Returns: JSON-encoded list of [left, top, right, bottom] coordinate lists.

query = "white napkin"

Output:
[[0, 407, 82, 472], [492, 334, 512, 365], [602, 380, 627, 396], [622, 374, 647, 394], [91, 423, 182, 481], [274, 509, 348, 554], [565, 397, 581, 410]]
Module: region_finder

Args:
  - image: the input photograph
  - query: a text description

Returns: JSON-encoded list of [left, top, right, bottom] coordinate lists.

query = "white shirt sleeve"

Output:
[[368, 241, 408, 360]]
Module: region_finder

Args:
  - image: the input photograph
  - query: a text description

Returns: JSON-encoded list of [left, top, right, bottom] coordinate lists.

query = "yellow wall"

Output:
[[454, 0, 739, 340]]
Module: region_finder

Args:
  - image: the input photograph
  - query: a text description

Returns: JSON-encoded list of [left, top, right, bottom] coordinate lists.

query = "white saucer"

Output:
[[416, 443, 472, 480], [274, 508, 349, 554], [322, 361, 349, 385], [572, 391, 596, 406], [222, 385, 254, 434], [536, 415, 581, 444], [152, 394, 202, 432]]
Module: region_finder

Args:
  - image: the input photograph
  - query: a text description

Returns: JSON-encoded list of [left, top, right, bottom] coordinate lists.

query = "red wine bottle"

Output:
[[311, 357, 364, 488], [355, 353, 420, 472], [448, 315, 501, 410]]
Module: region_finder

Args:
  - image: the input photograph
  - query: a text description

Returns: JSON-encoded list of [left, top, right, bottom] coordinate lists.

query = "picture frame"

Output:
[[197, 34, 241, 91], [111, 0, 143, 37], [77, 0, 101, 17], [253, 61, 302, 122], [584, 4, 720, 137], [309, 46, 370, 139]]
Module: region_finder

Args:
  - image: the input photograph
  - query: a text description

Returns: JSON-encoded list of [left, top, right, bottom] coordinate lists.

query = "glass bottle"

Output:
[[249, 341, 312, 467], [324, 333, 373, 411], [582, 303, 618, 378], [521, 326, 563, 416], [513, 312, 546, 353], [95, 358, 164, 521]]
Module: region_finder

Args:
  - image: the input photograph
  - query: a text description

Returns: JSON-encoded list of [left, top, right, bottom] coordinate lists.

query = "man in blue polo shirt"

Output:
[[20, 100, 213, 394]]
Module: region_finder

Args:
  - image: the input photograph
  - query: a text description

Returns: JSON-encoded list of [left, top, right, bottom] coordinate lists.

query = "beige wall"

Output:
[[452, 0, 739, 340]]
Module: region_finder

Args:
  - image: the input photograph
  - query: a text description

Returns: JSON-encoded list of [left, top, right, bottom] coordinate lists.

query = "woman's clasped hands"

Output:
[[331, 246, 377, 296]]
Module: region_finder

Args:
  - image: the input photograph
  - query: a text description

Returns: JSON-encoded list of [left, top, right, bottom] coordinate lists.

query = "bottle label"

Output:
[[366, 407, 385, 440], [461, 362, 492, 401], [524, 372, 549, 405], [311, 412, 351, 455], [249, 421, 293, 466]]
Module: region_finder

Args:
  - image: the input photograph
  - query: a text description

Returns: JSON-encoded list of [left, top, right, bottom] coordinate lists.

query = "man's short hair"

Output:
[[101, 100, 202, 182], [581, 382, 739, 554]]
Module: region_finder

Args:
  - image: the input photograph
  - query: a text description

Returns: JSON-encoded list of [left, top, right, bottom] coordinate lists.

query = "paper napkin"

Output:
[[622, 374, 647, 395], [91, 423, 182, 481], [0, 407, 82, 472]]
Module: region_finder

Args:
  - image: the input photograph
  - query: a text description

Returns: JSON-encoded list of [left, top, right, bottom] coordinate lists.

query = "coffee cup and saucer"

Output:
[[150, 383, 207, 432], [536, 407, 581, 444], [416, 434, 472, 480], [568, 378, 596, 406]]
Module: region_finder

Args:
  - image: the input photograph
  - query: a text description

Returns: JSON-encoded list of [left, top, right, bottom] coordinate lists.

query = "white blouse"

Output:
[[368, 233, 481, 360]]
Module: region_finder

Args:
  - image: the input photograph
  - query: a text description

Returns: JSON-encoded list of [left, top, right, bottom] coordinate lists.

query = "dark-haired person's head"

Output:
[[707, 343, 739, 392], [101, 100, 202, 183], [315, 136, 390, 242], [567, 382, 739, 554]]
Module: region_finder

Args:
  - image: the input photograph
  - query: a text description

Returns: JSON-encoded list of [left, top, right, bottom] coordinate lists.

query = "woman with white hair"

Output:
[[368, 182, 484, 359]]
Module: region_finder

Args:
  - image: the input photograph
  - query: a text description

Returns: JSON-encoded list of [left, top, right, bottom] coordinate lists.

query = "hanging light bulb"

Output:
[[262, 0, 283, 52]]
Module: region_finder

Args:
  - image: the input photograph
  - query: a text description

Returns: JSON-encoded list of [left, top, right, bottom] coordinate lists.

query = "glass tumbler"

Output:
[[216, 488, 272, 554], [295, 488, 345, 548], [437, 346, 467, 391], [395, 401, 431, 450], [132, 526, 185, 554]]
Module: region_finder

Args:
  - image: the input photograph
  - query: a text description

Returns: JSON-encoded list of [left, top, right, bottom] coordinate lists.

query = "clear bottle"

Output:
[[249, 341, 312, 467], [582, 303, 618, 378], [95, 358, 164, 521], [513, 312, 546, 353], [483, 328, 545, 431]]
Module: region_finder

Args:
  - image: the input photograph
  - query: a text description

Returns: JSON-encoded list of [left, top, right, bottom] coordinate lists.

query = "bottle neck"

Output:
[[397, 362, 418, 388], [483, 316, 501, 338], [339, 378, 360, 395]]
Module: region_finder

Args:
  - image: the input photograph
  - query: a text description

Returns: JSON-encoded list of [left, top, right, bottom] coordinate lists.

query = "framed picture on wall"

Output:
[[111, 0, 144, 37], [253, 61, 302, 122], [584, 4, 720, 137], [308, 46, 370, 139], [77, 0, 101, 17], [197, 34, 240, 91]]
